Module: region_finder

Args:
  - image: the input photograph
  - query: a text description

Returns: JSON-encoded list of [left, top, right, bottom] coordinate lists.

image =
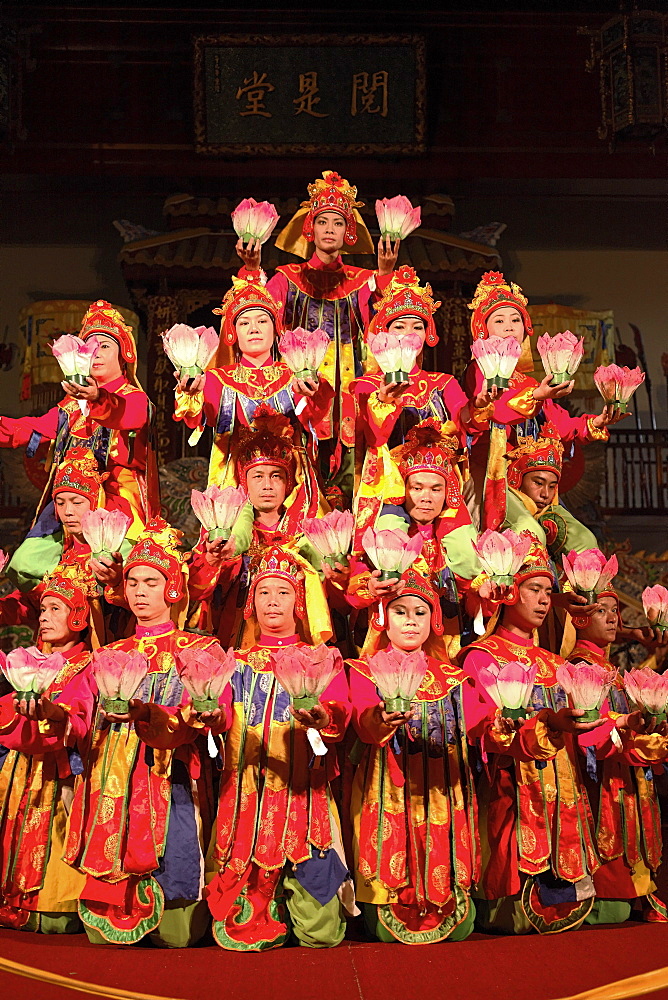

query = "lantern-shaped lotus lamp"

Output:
[[375, 196, 421, 241], [271, 643, 343, 712], [624, 666, 668, 725], [593, 364, 645, 414], [557, 661, 616, 723], [472, 529, 534, 587], [92, 648, 149, 715], [231, 198, 280, 245], [278, 327, 330, 383], [161, 324, 219, 382], [51, 334, 99, 387], [81, 509, 131, 562], [301, 510, 354, 569], [176, 645, 237, 714], [561, 548, 618, 605], [642, 585, 668, 634], [1, 646, 65, 705], [362, 527, 423, 584], [478, 660, 538, 721], [536, 330, 585, 386], [368, 647, 427, 714], [190, 485, 248, 542], [471, 335, 522, 390], [367, 330, 423, 385]]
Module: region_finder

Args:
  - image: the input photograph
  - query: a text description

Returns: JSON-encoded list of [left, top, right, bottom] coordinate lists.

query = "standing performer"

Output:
[[205, 545, 352, 951], [348, 569, 479, 944], [460, 541, 605, 934], [567, 591, 668, 924], [0, 569, 94, 933], [1, 301, 156, 590], [64, 519, 230, 948]]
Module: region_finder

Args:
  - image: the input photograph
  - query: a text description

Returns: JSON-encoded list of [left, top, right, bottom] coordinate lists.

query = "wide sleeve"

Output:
[[0, 667, 96, 753], [135, 684, 234, 750], [88, 384, 148, 431], [542, 399, 609, 444], [174, 370, 223, 430], [0, 405, 60, 449], [317, 661, 351, 743], [349, 664, 395, 746]]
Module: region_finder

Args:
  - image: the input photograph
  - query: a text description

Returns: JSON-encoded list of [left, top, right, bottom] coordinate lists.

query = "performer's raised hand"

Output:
[[236, 236, 261, 270], [204, 535, 236, 566], [62, 375, 101, 403], [492, 709, 518, 736], [478, 580, 513, 603], [14, 693, 66, 724], [292, 376, 318, 398], [474, 386, 501, 408], [378, 379, 411, 404], [368, 569, 405, 601], [322, 560, 350, 590], [174, 371, 205, 395], [374, 701, 412, 729], [552, 591, 600, 617], [377, 235, 399, 276], [544, 706, 605, 733], [591, 403, 629, 429], [532, 375, 574, 402], [290, 702, 331, 731], [102, 698, 150, 725], [90, 551, 123, 587]]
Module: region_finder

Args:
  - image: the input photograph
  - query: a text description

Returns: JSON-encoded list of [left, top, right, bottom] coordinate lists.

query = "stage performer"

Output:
[[567, 591, 668, 925], [205, 545, 352, 951], [0, 568, 94, 933], [348, 568, 479, 944], [63, 518, 231, 949], [503, 421, 597, 558], [465, 272, 625, 529], [238, 170, 398, 488], [460, 540, 606, 935], [1, 300, 156, 591], [173, 272, 332, 489]]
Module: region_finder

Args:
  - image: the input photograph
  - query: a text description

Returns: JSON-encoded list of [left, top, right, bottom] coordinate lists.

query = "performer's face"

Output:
[[90, 334, 123, 383], [313, 211, 346, 253], [247, 465, 288, 515], [235, 309, 275, 362], [577, 595, 618, 646], [125, 566, 170, 622], [386, 595, 431, 652], [405, 472, 446, 524], [520, 470, 559, 511], [54, 490, 90, 537], [505, 576, 552, 632], [387, 316, 426, 348], [254, 577, 297, 636], [485, 306, 525, 343], [39, 595, 74, 645]]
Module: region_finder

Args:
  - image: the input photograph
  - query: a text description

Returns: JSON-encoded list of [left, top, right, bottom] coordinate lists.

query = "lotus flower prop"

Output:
[[642, 585, 668, 633], [232, 197, 279, 245], [278, 327, 330, 382], [81, 508, 131, 561], [593, 364, 645, 413], [51, 334, 99, 387], [556, 660, 616, 722], [362, 527, 423, 583], [472, 529, 534, 586], [161, 324, 219, 380], [478, 660, 538, 720], [375, 196, 421, 241], [561, 548, 618, 604], [624, 666, 668, 723], [92, 648, 149, 715], [271, 643, 343, 711], [301, 510, 354, 568], [368, 647, 427, 713], [190, 485, 247, 542], [471, 335, 522, 390], [2, 646, 66, 703], [176, 645, 237, 713], [367, 330, 423, 385], [536, 330, 585, 386]]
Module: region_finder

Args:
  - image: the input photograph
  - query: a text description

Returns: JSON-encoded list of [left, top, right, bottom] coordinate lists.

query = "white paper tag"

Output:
[[79, 400, 89, 417], [367, 274, 377, 292], [188, 425, 204, 447], [294, 396, 307, 416], [611, 725, 623, 751], [473, 605, 485, 635], [307, 727, 328, 757], [207, 731, 219, 759]]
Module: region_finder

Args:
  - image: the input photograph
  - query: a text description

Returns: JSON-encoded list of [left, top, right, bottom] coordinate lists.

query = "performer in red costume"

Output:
[[64, 519, 231, 948], [348, 569, 479, 944], [205, 545, 352, 951], [0, 568, 94, 933], [1, 301, 156, 590], [567, 591, 668, 925], [460, 540, 606, 934]]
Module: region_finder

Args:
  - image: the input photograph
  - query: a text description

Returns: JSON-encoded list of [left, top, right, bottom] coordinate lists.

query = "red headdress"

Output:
[[370, 567, 444, 635], [41, 566, 90, 633], [394, 419, 464, 510], [123, 517, 187, 604], [80, 299, 137, 365], [235, 405, 297, 492], [243, 544, 306, 621], [302, 171, 362, 247], [52, 448, 106, 508], [213, 272, 283, 349], [497, 535, 555, 608], [468, 271, 533, 341], [506, 421, 564, 491], [368, 265, 440, 347]]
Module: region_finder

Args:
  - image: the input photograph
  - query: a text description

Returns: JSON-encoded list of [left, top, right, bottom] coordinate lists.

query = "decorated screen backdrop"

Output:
[[194, 34, 425, 155]]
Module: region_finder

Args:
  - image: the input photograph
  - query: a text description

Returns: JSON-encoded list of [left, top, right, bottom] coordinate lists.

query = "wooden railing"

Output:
[[601, 429, 668, 514]]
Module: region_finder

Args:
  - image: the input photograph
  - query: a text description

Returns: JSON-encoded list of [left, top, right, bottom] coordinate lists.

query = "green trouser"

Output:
[[23, 910, 82, 935], [282, 871, 346, 948], [584, 900, 632, 926], [363, 900, 476, 944], [7, 532, 64, 592], [84, 899, 209, 949]]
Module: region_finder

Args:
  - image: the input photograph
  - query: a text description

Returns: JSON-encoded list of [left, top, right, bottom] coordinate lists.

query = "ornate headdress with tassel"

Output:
[[506, 420, 563, 492], [368, 265, 440, 347], [52, 448, 106, 507], [243, 544, 306, 621], [41, 565, 91, 633], [213, 272, 283, 349], [235, 405, 297, 492], [275, 170, 374, 258], [468, 271, 533, 342], [393, 419, 464, 510], [80, 299, 137, 365], [123, 517, 187, 604]]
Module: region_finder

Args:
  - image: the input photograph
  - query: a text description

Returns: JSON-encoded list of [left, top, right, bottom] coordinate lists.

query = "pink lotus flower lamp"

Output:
[[177, 645, 237, 714], [593, 364, 645, 413], [271, 644, 343, 712], [278, 327, 330, 383], [81, 508, 131, 561], [191, 485, 247, 542], [624, 666, 668, 724], [51, 334, 100, 387], [478, 660, 537, 720], [232, 198, 279, 245], [92, 648, 149, 715], [561, 548, 618, 605], [368, 647, 427, 713], [375, 196, 421, 241], [642, 585, 668, 634], [2, 646, 66, 704], [472, 529, 534, 587], [367, 330, 423, 385], [301, 510, 354, 569], [536, 330, 584, 386], [471, 335, 522, 390], [362, 527, 423, 583], [556, 661, 615, 722], [161, 324, 219, 381]]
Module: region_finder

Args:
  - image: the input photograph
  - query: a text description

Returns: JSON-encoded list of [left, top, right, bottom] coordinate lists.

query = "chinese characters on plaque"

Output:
[[194, 35, 425, 154]]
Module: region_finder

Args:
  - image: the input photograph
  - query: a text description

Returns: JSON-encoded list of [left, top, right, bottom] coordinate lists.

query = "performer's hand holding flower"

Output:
[[373, 702, 412, 730], [102, 698, 150, 725], [14, 692, 67, 724], [174, 371, 205, 395], [591, 403, 628, 429], [236, 236, 262, 270], [90, 551, 123, 587], [377, 235, 400, 276], [62, 375, 101, 403], [290, 702, 331, 731], [532, 374, 574, 402], [368, 569, 405, 601], [544, 706, 605, 734], [377, 379, 411, 404], [292, 376, 319, 398]]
